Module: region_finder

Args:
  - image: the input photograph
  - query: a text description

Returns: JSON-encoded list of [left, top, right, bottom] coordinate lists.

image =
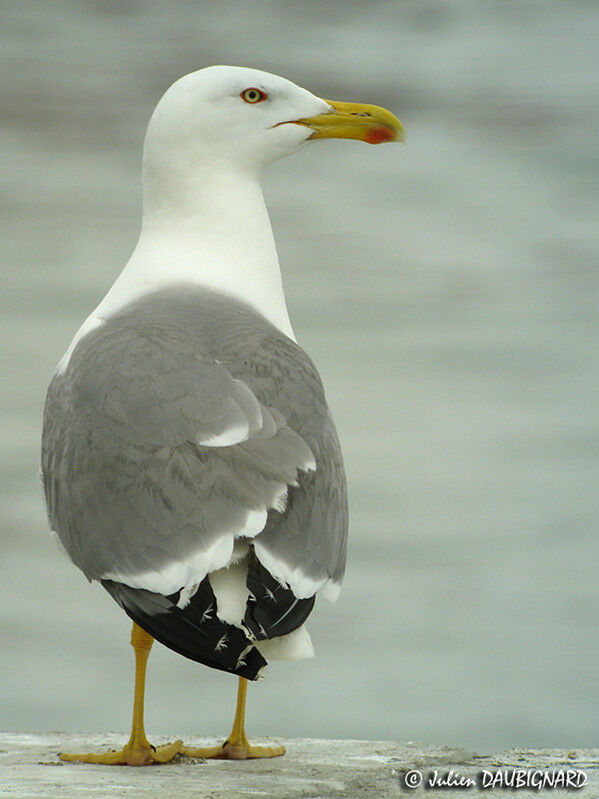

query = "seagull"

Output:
[[41, 65, 404, 765]]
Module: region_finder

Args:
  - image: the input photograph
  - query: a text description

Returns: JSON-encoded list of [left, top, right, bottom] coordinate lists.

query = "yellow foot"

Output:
[[59, 739, 183, 766], [182, 739, 286, 760]]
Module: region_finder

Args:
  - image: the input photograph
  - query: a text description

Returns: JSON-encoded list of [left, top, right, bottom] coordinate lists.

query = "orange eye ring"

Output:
[[241, 87, 267, 104]]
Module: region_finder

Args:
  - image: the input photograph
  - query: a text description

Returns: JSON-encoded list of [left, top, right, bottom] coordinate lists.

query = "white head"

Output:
[[144, 66, 333, 177], [142, 66, 404, 205]]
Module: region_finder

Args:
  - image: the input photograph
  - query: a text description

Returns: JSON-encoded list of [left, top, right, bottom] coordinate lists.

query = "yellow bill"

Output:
[[295, 99, 405, 145]]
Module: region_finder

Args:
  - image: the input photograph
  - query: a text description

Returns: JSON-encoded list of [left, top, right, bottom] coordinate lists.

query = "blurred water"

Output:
[[1, 1, 598, 750]]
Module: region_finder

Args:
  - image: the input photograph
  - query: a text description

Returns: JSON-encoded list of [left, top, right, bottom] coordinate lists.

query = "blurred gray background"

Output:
[[1, 1, 598, 751]]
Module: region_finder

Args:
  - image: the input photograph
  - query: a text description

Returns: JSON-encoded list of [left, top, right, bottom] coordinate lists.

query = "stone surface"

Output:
[[0, 734, 597, 798]]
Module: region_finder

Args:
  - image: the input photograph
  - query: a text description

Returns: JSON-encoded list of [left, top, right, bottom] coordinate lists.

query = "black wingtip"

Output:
[[102, 577, 267, 680], [101, 551, 317, 679]]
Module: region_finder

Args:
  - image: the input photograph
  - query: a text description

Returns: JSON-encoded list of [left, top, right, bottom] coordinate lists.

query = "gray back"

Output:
[[42, 286, 347, 591]]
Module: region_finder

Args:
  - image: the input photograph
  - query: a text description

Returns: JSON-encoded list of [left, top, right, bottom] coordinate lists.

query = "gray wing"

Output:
[[254, 406, 347, 599], [42, 316, 346, 599]]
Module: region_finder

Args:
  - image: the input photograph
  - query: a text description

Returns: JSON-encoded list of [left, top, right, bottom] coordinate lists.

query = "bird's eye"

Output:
[[241, 88, 267, 104]]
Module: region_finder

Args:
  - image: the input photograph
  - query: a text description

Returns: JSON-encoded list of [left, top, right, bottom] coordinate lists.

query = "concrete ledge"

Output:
[[0, 734, 597, 798]]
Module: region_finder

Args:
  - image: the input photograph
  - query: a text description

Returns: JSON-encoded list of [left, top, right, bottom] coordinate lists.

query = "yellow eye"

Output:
[[241, 87, 267, 104]]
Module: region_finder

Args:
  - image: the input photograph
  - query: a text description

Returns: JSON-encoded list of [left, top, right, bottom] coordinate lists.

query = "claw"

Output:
[[181, 740, 285, 760], [59, 739, 183, 766]]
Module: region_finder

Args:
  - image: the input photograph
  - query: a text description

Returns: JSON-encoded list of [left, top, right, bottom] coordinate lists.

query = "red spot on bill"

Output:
[[365, 125, 396, 144]]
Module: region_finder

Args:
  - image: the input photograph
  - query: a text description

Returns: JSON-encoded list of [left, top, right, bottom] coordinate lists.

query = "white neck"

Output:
[[56, 161, 295, 375], [107, 163, 295, 338]]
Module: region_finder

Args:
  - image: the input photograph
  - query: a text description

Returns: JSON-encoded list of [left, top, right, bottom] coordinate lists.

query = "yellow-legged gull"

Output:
[[41, 65, 403, 765]]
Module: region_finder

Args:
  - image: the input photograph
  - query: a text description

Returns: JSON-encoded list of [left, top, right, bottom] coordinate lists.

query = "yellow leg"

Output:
[[59, 622, 183, 766], [182, 677, 286, 760]]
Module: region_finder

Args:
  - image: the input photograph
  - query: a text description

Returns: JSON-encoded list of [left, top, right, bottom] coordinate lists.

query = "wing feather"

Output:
[[43, 322, 315, 596]]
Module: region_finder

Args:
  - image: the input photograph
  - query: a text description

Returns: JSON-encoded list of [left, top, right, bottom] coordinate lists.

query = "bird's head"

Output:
[[144, 65, 404, 176]]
